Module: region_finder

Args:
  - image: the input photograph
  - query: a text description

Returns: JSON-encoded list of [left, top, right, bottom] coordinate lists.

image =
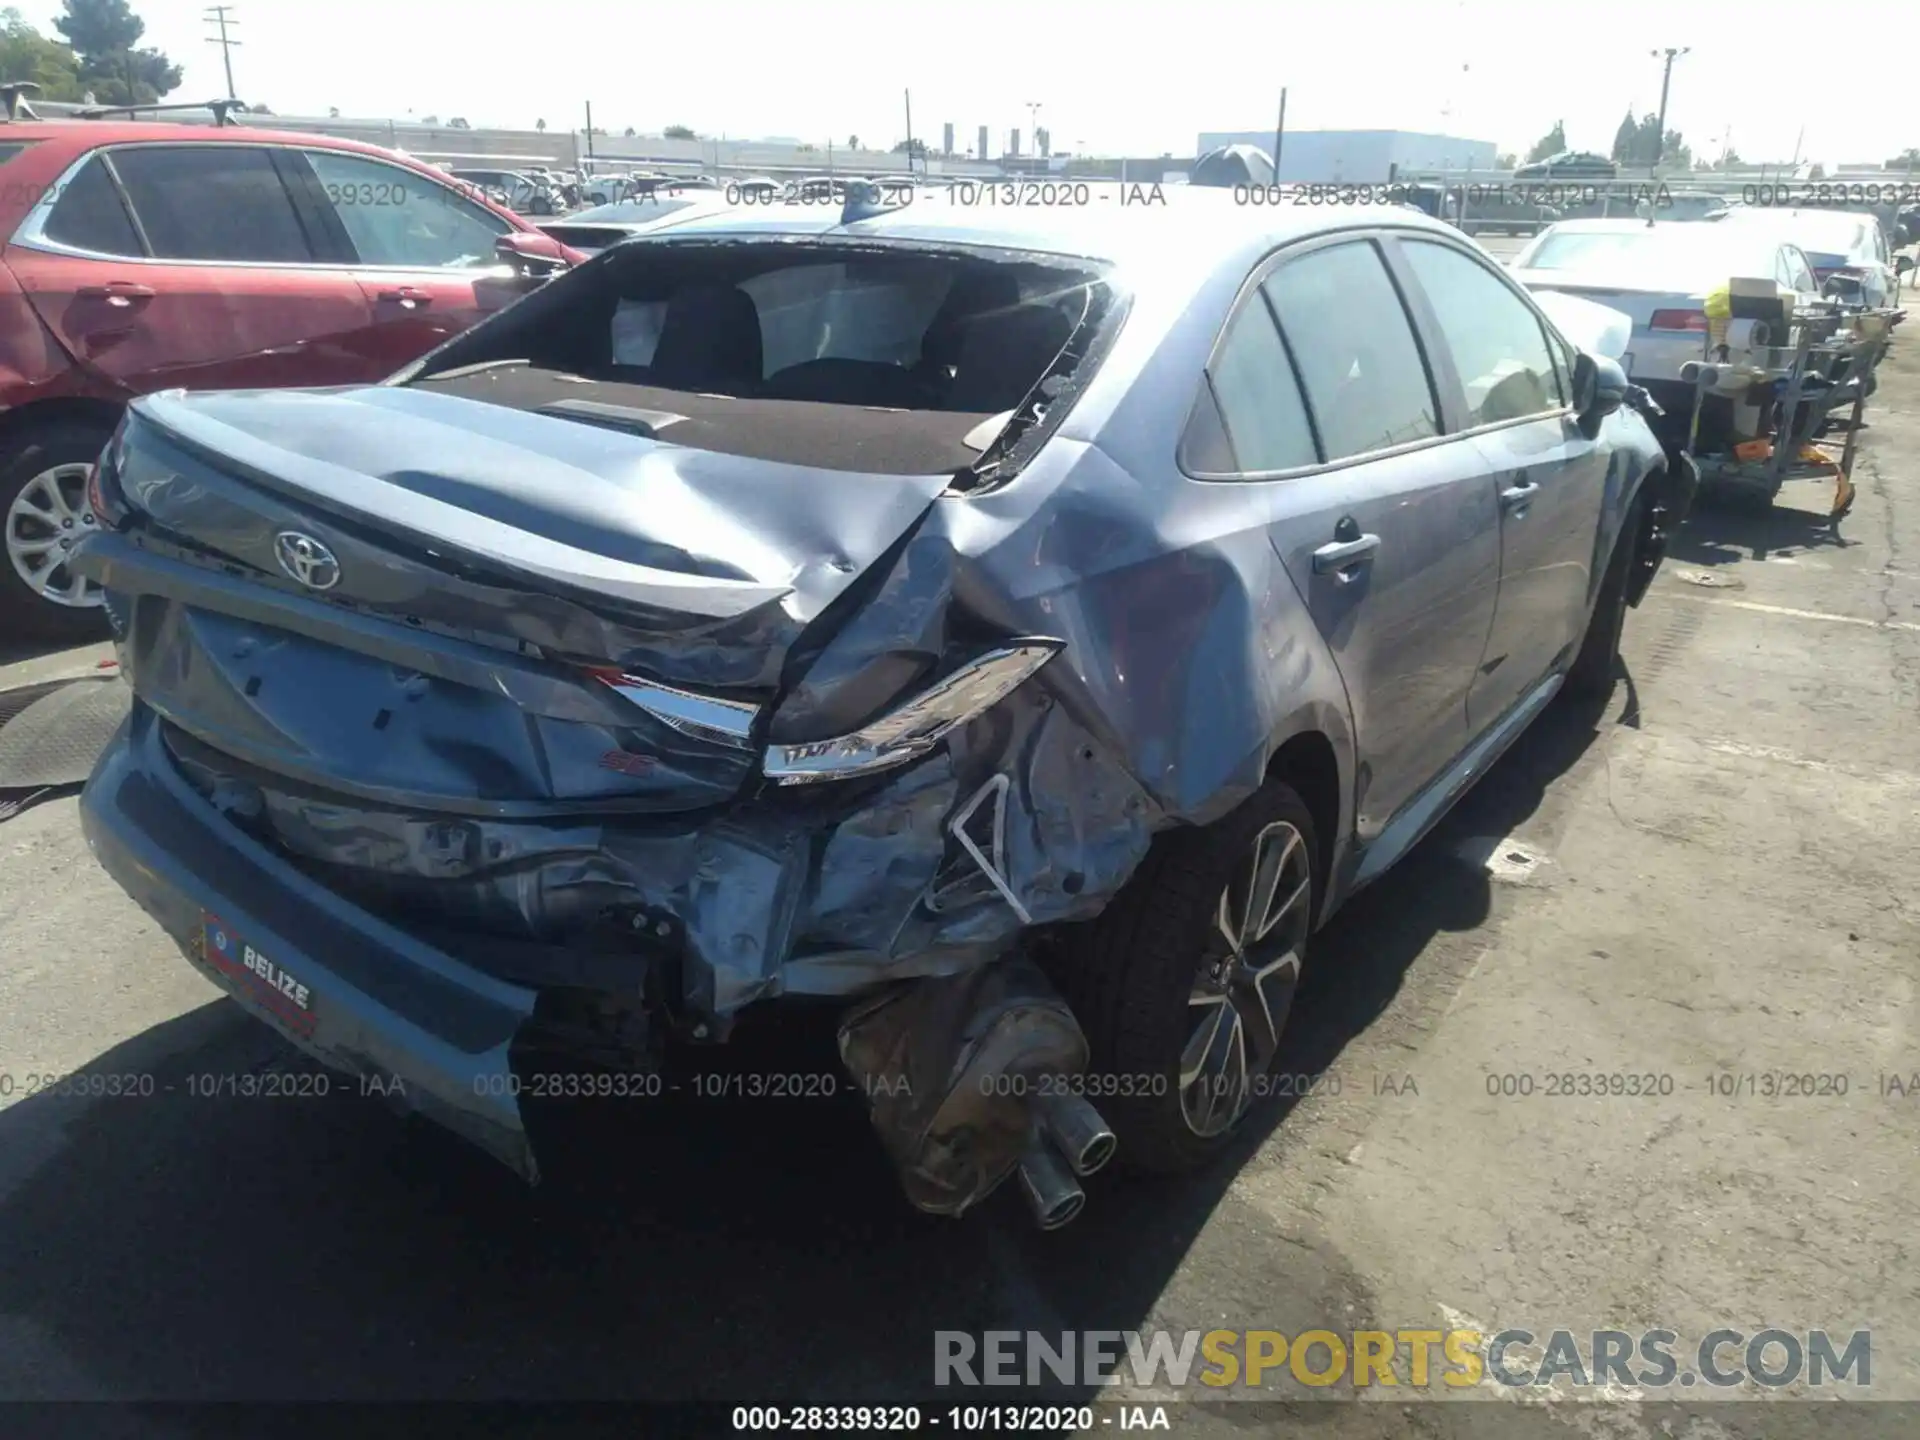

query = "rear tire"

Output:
[[0, 418, 116, 645], [1050, 779, 1322, 1174]]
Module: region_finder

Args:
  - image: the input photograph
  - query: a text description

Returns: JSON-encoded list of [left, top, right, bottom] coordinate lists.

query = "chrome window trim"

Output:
[[9, 140, 514, 275]]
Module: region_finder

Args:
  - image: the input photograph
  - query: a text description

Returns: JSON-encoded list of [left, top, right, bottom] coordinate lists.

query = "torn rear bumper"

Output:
[[80, 706, 542, 1180]]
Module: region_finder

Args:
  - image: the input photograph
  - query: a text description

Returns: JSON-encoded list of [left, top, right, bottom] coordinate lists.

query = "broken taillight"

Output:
[[586, 668, 760, 750], [763, 641, 1063, 785], [85, 428, 128, 526]]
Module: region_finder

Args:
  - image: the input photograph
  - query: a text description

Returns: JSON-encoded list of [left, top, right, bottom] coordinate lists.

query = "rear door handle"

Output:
[[1501, 478, 1541, 512], [76, 280, 156, 307], [376, 286, 432, 308], [1312, 534, 1382, 575]]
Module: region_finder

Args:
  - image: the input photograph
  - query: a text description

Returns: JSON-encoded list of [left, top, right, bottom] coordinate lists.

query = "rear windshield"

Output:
[[564, 197, 700, 226], [408, 241, 1110, 476], [1523, 226, 1775, 281], [1726, 210, 1869, 258]]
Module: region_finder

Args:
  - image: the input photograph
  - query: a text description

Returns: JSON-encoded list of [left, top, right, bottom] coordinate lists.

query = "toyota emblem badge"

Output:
[[273, 531, 341, 591]]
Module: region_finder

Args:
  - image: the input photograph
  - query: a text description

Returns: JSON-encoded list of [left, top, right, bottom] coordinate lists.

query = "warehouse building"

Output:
[[1197, 129, 1498, 183]]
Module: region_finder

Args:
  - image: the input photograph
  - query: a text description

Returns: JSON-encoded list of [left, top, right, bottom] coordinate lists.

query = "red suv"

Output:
[[0, 119, 575, 639]]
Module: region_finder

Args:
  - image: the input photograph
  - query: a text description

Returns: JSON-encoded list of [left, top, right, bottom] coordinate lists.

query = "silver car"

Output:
[[76, 192, 1687, 1228]]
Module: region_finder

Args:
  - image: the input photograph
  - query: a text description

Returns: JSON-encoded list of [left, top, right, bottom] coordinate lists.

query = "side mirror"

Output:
[[496, 231, 576, 275], [1897, 254, 1916, 277], [1571, 351, 1627, 438]]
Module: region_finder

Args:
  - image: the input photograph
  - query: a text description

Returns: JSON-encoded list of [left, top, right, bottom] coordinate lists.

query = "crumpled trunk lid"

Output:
[[128, 385, 949, 642], [83, 387, 951, 813]]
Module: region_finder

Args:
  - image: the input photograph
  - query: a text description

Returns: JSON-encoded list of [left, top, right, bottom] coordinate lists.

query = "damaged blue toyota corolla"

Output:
[[73, 189, 1691, 1228]]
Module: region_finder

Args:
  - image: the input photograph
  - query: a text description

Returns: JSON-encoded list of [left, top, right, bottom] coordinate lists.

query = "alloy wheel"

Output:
[[5, 462, 102, 609], [1179, 819, 1313, 1138]]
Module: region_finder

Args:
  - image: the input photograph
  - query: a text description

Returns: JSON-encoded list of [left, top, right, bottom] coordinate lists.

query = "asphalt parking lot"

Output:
[[0, 302, 1916, 1437]]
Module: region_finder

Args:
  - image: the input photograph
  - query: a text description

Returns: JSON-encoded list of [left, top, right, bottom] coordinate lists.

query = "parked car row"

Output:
[[1506, 203, 1910, 462]]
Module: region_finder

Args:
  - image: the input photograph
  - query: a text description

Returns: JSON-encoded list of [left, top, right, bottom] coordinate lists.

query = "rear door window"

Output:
[[1398, 239, 1564, 423], [1262, 240, 1440, 460], [41, 154, 142, 255], [1187, 293, 1318, 474], [108, 146, 314, 262]]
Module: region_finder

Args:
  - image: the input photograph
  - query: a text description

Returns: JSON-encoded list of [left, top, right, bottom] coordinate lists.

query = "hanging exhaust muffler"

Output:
[[838, 955, 1117, 1230], [1030, 1088, 1117, 1176], [1017, 1130, 1086, 1230]]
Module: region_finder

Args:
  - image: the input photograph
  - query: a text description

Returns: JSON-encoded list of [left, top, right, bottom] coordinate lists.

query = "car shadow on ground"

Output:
[[1672, 486, 1851, 568], [0, 683, 1627, 1416]]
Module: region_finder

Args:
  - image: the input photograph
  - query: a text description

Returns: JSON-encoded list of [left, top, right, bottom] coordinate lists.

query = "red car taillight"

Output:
[[1648, 310, 1708, 332]]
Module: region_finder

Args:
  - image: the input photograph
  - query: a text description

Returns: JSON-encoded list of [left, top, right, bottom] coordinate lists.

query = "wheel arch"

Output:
[[1261, 705, 1355, 928], [0, 394, 125, 453]]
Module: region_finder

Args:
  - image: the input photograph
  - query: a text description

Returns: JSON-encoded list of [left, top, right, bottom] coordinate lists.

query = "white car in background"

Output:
[[1718, 206, 1910, 308], [1509, 218, 1825, 449]]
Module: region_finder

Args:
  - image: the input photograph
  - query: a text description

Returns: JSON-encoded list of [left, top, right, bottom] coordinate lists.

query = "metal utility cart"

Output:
[[1680, 300, 1900, 525]]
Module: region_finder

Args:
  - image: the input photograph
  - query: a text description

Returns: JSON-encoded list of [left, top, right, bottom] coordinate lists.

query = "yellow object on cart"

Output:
[[1705, 283, 1732, 352]]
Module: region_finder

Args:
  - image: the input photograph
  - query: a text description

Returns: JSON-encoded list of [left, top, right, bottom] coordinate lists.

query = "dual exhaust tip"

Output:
[[1015, 1088, 1117, 1230]]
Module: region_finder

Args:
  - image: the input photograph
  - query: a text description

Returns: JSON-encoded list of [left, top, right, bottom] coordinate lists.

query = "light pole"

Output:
[[1649, 47, 1689, 176], [1026, 102, 1041, 162], [203, 6, 241, 101]]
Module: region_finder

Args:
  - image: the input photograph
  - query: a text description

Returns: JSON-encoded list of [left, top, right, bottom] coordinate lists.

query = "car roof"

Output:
[[1, 118, 456, 164], [629, 184, 1464, 266]]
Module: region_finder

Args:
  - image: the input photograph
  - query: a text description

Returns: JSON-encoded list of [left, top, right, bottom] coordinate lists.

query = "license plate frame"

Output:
[[198, 911, 320, 1036]]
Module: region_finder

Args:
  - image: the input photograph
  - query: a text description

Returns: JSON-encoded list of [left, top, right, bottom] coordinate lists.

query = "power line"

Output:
[[203, 6, 241, 102]]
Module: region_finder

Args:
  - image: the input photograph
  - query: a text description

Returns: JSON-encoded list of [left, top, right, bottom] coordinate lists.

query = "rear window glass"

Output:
[[409, 243, 1111, 476], [568, 198, 699, 225], [0, 141, 36, 168], [1525, 230, 1683, 268], [110, 146, 314, 263], [744, 261, 956, 376], [43, 155, 142, 255], [1525, 226, 1783, 285]]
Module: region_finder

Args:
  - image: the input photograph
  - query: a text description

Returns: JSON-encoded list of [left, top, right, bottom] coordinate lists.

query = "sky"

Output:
[[24, 0, 1914, 168]]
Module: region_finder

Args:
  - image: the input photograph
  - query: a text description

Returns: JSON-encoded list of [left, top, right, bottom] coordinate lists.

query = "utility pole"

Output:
[[1026, 102, 1041, 170], [904, 89, 915, 176], [1272, 87, 1288, 179], [203, 6, 240, 101], [584, 100, 594, 160], [1649, 47, 1689, 177]]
